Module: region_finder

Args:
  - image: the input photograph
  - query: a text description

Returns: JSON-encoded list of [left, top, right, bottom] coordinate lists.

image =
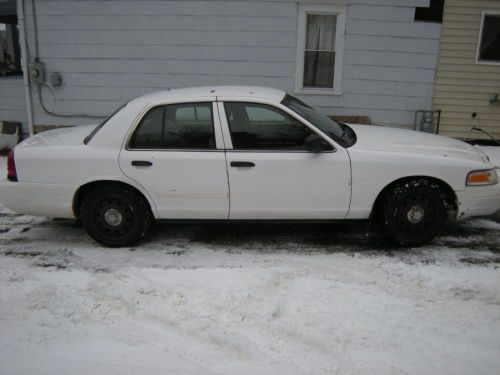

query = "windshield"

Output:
[[281, 95, 355, 147], [83, 102, 128, 144]]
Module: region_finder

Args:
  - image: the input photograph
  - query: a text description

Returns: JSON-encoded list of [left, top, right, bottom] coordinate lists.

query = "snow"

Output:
[[1, 157, 500, 374]]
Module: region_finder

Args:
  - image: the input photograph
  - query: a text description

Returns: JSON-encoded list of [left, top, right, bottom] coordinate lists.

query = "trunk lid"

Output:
[[16, 125, 97, 149]]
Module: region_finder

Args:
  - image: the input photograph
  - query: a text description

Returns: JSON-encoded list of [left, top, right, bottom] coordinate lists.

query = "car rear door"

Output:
[[119, 100, 229, 219], [217, 100, 351, 220]]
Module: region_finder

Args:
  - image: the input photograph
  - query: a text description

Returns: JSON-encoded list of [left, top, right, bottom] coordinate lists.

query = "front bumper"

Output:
[[456, 180, 500, 219], [0, 179, 77, 218]]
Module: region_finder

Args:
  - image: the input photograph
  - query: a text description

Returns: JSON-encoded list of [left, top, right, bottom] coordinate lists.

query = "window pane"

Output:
[[303, 51, 335, 88], [244, 106, 287, 122], [281, 95, 346, 143], [414, 0, 444, 23], [175, 105, 211, 122], [0, 22, 22, 76], [130, 103, 215, 149], [306, 15, 336, 51], [224, 102, 316, 150], [164, 103, 214, 149], [130, 106, 164, 148], [479, 15, 500, 62]]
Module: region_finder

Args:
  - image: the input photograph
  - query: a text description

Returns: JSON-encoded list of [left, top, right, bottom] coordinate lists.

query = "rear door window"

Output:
[[129, 102, 215, 149]]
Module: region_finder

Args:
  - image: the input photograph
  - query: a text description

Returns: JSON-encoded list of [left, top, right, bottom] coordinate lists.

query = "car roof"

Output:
[[129, 86, 287, 105]]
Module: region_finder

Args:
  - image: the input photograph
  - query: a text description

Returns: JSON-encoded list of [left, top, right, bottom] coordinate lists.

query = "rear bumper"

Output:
[[0, 179, 77, 218], [456, 181, 500, 219]]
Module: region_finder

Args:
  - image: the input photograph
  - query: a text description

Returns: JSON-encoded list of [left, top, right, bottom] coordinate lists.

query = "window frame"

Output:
[[126, 101, 218, 151], [0, 17, 23, 77], [218, 100, 336, 153], [294, 3, 346, 96], [475, 10, 500, 66]]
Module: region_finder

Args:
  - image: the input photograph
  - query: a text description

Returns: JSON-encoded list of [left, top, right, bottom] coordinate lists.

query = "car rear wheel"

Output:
[[381, 179, 447, 246], [81, 185, 151, 247]]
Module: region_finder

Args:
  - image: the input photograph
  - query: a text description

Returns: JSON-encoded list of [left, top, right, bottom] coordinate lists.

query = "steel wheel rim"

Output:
[[94, 197, 134, 237], [396, 195, 435, 235]]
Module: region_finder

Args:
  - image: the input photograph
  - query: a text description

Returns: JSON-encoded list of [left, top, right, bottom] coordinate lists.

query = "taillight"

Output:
[[7, 150, 17, 182]]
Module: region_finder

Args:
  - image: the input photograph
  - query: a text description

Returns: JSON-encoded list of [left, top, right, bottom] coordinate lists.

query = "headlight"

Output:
[[466, 169, 498, 186]]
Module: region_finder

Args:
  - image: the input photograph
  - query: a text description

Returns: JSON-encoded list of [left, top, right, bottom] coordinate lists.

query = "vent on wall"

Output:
[[414, 0, 444, 23]]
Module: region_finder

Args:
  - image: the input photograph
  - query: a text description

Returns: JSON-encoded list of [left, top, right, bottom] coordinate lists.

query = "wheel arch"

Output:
[[371, 175, 457, 219], [73, 180, 156, 219]]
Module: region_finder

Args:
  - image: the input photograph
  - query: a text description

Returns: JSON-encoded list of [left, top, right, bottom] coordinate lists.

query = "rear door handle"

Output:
[[131, 160, 153, 167], [230, 161, 255, 168]]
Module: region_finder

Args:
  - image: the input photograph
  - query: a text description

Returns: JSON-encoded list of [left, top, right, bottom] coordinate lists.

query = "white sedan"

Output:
[[1, 86, 499, 247]]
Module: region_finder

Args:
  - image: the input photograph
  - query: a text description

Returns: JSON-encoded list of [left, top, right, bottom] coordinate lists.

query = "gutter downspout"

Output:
[[17, 0, 34, 137]]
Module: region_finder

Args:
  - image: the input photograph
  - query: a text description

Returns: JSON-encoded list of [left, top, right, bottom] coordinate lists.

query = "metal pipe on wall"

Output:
[[17, 0, 34, 137]]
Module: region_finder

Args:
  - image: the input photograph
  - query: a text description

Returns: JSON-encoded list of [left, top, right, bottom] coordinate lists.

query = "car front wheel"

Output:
[[81, 185, 151, 247], [381, 179, 447, 246]]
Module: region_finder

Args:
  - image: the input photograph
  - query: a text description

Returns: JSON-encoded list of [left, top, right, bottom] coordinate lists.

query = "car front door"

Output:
[[218, 101, 351, 220], [119, 101, 229, 219]]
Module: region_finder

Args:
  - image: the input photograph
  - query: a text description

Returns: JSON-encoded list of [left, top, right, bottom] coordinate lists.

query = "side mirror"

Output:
[[304, 134, 332, 152]]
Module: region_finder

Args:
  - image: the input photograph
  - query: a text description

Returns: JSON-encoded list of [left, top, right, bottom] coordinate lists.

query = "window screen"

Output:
[[478, 14, 500, 63], [130, 103, 215, 149], [303, 14, 337, 88], [224, 102, 316, 150]]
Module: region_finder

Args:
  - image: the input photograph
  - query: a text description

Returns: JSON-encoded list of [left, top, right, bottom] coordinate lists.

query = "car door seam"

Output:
[[215, 98, 232, 220], [344, 149, 353, 219]]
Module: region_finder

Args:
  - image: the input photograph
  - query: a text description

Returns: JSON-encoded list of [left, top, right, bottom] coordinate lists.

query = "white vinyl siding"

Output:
[[0, 77, 27, 126], [8, 0, 439, 130]]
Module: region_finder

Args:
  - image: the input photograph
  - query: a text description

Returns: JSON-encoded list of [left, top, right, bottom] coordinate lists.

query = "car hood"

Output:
[[347, 124, 489, 164], [16, 124, 97, 149]]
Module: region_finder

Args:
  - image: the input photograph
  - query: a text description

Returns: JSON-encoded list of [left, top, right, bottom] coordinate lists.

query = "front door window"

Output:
[[224, 102, 328, 150]]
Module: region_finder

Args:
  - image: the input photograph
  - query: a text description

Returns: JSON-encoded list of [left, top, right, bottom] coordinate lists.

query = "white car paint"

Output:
[[0, 86, 499, 226], [345, 124, 499, 219], [216, 100, 351, 219]]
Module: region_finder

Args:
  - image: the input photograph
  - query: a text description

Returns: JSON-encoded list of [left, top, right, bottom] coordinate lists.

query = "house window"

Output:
[[0, 18, 22, 76], [295, 4, 346, 95], [414, 0, 444, 23], [476, 12, 500, 64]]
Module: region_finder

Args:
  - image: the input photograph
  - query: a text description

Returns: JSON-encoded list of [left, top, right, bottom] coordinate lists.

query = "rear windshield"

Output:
[[83, 103, 128, 144]]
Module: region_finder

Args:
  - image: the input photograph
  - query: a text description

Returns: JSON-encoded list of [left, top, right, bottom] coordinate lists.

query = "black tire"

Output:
[[81, 185, 151, 247], [381, 179, 447, 246]]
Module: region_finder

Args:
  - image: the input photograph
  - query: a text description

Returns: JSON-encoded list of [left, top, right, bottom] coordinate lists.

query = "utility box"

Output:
[[28, 60, 45, 84]]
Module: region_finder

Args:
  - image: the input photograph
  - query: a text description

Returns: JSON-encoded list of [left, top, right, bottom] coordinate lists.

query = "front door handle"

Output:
[[230, 161, 255, 168], [131, 160, 153, 167]]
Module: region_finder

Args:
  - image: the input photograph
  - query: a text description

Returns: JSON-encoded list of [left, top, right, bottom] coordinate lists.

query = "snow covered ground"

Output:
[[1, 159, 500, 374]]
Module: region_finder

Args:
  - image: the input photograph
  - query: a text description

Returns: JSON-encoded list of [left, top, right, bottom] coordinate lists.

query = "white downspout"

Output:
[[17, 0, 34, 137]]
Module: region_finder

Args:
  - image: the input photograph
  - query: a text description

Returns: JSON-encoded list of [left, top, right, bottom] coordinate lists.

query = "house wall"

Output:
[[16, 0, 439, 130], [0, 76, 27, 127], [433, 0, 500, 140]]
